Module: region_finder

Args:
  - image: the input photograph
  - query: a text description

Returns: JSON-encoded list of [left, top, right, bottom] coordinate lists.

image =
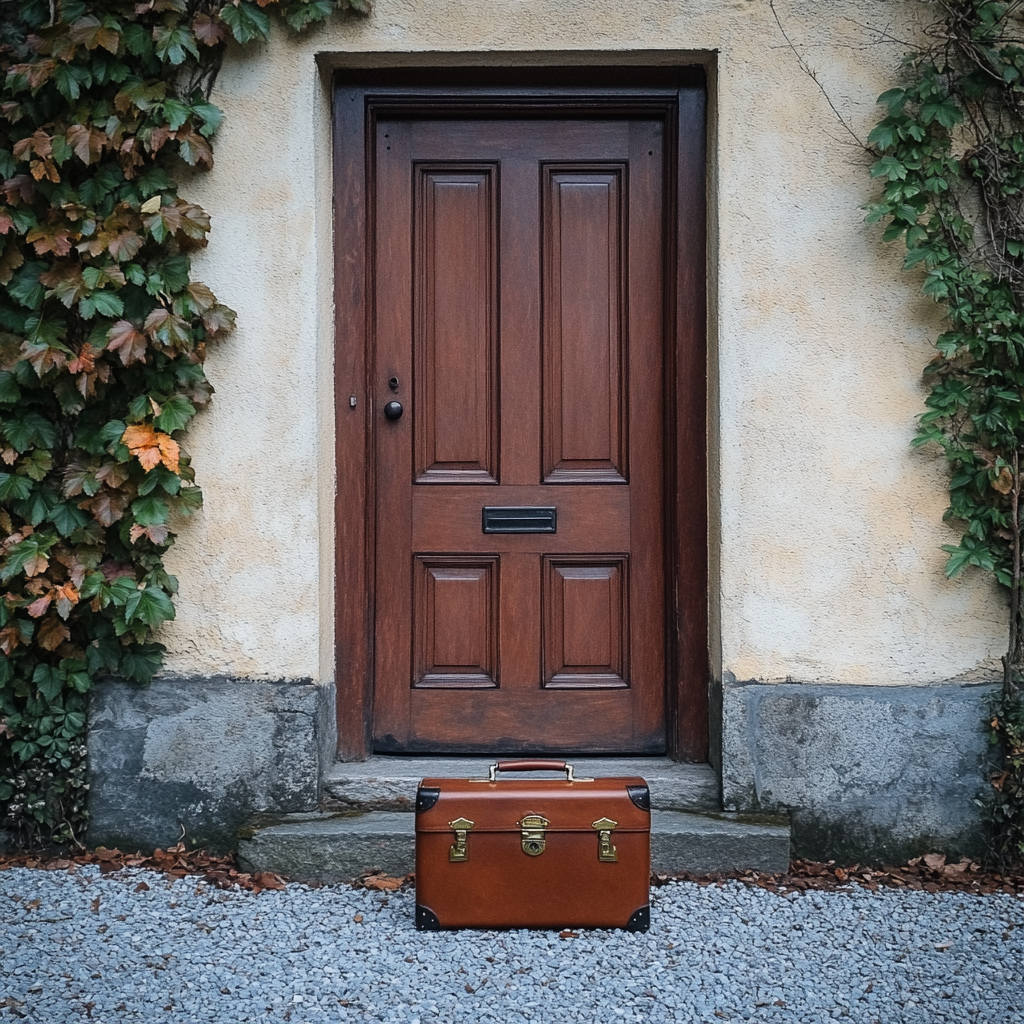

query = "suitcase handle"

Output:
[[487, 760, 590, 782]]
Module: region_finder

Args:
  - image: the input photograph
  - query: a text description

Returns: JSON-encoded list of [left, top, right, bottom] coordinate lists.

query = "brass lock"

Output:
[[519, 813, 549, 856], [592, 817, 618, 862], [449, 817, 474, 862]]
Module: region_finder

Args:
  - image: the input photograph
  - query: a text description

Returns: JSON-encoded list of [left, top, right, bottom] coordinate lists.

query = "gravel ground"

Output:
[[1, 866, 1022, 1024]]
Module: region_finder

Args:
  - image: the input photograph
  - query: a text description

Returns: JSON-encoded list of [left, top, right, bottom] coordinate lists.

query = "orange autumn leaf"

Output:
[[54, 582, 79, 619], [122, 425, 180, 474]]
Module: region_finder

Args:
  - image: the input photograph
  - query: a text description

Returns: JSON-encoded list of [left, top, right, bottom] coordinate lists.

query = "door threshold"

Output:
[[323, 755, 718, 813]]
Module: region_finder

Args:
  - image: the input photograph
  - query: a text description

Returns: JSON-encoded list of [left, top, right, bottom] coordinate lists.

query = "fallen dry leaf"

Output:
[[352, 869, 414, 891]]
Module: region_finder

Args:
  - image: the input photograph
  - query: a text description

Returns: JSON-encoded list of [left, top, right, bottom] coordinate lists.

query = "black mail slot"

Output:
[[482, 506, 557, 534]]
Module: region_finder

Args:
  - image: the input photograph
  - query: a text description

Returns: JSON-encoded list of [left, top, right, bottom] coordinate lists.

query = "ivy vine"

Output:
[[865, 0, 1024, 867], [0, 0, 368, 848]]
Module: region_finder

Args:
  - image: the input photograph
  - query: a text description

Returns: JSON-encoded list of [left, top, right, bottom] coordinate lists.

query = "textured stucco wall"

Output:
[[157, 0, 1006, 690]]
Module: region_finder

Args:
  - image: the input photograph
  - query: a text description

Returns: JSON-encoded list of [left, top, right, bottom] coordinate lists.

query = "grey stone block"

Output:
[[719, 679, 997, 863], [323, 756, 719, 812], [236, 808, 790, 882], [238, 811, 415, 882], [87, 675, 335, 853], [650, 810, 790, 874]]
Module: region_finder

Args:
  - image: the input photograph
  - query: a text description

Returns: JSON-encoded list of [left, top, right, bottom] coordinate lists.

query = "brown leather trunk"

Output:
[[415, 760, 651, 931]]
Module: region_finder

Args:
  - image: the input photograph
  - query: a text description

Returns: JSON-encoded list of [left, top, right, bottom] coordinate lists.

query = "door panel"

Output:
[[543, 556, 629, 688], [373, 116, 666, 753], [542, 165, 627, 483], [413, 165, 498, 484], [412, 555, 499, 688]]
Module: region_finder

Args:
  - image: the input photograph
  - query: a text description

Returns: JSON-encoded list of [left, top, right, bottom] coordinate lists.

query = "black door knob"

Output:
[[383, 400, 403, 420]]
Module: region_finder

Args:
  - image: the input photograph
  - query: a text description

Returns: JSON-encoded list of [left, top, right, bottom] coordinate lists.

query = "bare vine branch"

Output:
[[768, 0, 871, 149]]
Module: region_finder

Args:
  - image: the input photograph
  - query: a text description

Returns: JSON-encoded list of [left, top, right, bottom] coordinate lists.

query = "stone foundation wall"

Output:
[[718, 679, 998, 864], [87, 676, 336, 852], [85, 674, 998, 864]]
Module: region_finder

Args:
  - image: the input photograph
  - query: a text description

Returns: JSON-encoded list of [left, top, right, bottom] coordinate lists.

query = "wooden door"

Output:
[[371, 115, 667, 753]]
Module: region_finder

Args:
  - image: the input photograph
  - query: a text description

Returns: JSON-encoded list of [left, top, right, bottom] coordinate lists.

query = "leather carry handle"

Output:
[[487, 760, 589, 782]]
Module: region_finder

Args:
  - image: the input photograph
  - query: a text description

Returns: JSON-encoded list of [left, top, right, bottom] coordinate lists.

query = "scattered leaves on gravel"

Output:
[[1, 846, 1021, 897], [653, 854, 1024, 896], [351, 869, 413, 891], [0, 843, 286, 894]]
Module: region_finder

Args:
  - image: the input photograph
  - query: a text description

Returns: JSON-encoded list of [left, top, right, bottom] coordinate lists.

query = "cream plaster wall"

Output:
[[160, 0, 1007, 687]]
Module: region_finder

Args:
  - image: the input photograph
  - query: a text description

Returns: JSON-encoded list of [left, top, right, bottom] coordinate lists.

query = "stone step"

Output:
[[322, 756, 720, 813], [238, 809, 791, 884]]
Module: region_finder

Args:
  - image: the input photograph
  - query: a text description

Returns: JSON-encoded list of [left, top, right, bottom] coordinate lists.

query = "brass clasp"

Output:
[[519, 813, 549, 856], [449, 817, 474, 862], [592, 817, 618, 862]]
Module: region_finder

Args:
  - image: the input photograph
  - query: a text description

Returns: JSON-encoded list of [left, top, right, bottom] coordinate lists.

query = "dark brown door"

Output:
[[372, 115, 667, 753]]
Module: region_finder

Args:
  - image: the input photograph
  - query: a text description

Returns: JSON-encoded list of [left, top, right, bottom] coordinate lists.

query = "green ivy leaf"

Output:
[[175, 485, 203, 516], [871, 154, 908, 181], [191, 100, 224, 138], [283, 0, 335, 31], [53, 64, 92, 102], [161, 98, 192, 131], [0, 473, 33, 501], [877, 88, 907, 115], [154, 394, 195, 433], [124, 584, 175, 628], [48, 502, 90, 537], [32, 665, 64, 702], [0, 371, 21, 404], [153, 23, 200, 66], [119, 642, 164, 683], [80, 290, 124, 319], [131, 495, 169, 526], [220, 3, 272, 44], [4, 412, 59, 452]]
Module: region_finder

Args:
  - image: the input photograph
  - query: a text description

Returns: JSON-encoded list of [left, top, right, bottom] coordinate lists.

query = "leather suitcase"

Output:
[[414, 759, 651, 931]]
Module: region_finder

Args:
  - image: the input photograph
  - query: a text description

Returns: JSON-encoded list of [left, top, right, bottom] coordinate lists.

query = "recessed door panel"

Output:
[[543, 556, 629, 688], [414, 166, 499, 484], [542, 166, 627, 484], [413, 555, 498, 688]]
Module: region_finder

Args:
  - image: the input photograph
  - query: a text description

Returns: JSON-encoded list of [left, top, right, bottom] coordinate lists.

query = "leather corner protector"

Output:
[[415, 904, 441, 930], [625, 904, 650, 932], [626, 784, 650, 811], [416, 787, 440, 813]]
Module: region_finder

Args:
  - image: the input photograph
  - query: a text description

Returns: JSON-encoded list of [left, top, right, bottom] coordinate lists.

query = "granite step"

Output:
[[322, 756, 720, 813], [238, 809, 791, 883]]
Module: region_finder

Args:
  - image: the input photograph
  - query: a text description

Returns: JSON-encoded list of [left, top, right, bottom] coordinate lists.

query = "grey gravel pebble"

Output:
[[1, 866, 1022, 1023]]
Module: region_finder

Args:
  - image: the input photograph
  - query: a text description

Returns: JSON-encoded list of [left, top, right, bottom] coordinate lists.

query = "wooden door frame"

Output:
[[333, 67, 709, 761]]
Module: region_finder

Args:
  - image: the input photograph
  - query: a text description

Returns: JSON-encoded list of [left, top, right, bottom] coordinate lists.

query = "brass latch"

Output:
[[592, 817, 618, 862], [519, 813, 549, 856], [449, 817, 474, 862]]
